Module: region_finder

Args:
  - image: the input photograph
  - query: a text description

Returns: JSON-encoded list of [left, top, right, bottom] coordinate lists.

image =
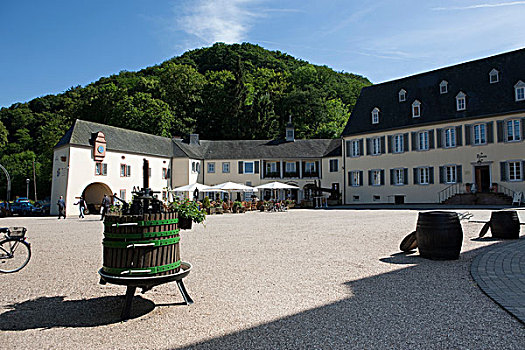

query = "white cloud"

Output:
[[176, 0, 259, 44], [432, 1, 525, 11]]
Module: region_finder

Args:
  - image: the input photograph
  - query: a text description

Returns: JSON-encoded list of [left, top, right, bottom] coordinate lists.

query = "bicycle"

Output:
[[0, 227, 31, 273]]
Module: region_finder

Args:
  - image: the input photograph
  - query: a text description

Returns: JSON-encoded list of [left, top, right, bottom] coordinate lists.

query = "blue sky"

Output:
[[1, 0, 524, 107]]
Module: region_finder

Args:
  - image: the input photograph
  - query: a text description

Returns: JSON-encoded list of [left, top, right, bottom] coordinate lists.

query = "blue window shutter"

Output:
[[429, 130, 435, 149], [439, 166, 444, 184], [359, 170, 363, 186], [387, 136, 392, 153], [464, 125, 471, 145], [380, 170, 385, 186], [238, 161, 244, 174], [486, 121, 494, 143], [411, 132, 417, 151], [497, 121, 504, 142], [359, 139, 364, 156], [403, 133, 409, 152], [404, 168, 408, 184], [368, 170, 372, 186], [456, 126, 463, 146], [436, 129, 443, 148], [366, 138, 371, 155], [457, 165, 462, 183], [255, 161, 260, 174], [380, 137, 386, 154], [413, 168, 419, 184], [390, 169, 394, 185], [429, 167, 434, 184], [500, 162, 507, 181]]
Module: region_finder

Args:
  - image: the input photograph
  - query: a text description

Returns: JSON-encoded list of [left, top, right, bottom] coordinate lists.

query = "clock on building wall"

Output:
[[93, 131, 107, 161]]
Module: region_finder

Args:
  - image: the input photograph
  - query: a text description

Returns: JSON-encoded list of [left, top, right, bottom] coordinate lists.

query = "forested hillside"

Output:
[[0, 42, 370, 198]]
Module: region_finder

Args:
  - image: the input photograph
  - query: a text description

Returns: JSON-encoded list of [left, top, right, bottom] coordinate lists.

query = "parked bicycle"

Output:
[[0, 227, 31, 273]]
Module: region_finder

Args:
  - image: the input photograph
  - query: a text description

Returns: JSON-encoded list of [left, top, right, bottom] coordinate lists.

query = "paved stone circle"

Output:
[[471, 236, 525, 324]]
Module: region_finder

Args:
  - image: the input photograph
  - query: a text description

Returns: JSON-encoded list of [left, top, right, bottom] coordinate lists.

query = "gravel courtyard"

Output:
[[1, 209, 524, 349]]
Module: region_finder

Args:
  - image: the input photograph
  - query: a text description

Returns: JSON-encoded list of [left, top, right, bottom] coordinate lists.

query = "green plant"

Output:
[[203, 196, 211, 208], [169, 198, 206, 224], [233, 201, 243, 207]]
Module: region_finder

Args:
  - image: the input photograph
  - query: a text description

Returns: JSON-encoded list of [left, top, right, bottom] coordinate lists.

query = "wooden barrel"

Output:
[[490, 211, 520, 239], [102, 212, 180, 276], [416, 211, 463, 260]]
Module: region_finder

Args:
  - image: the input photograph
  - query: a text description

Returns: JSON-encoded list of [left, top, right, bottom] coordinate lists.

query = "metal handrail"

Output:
[[438, 183, 463, 203], [496, 183, 515, 199]]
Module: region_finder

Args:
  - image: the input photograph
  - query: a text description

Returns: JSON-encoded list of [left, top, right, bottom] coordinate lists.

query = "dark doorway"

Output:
[[475, 166, 490, 192]]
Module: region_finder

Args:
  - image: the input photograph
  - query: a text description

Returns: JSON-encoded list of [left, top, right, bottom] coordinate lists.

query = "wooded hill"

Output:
[[0, 42, 371, 198]]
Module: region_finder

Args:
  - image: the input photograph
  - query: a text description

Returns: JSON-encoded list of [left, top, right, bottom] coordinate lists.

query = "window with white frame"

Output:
[[445, 165, 457, 183], [456, 92, 466, 111], [329, 159, 339, 172], [399, 89, 406, 102], [372, 137, 381, 155], [305, 161, 316, 173], [285, 162, 296, 173], [506, 119, 521, 142], [350, 171, 361, 186], [95, 162, 107, 176], [371, 108, 380, 124], [515, 81, 525, 101], [119, 189, 126, 201], [444, 127, 456, 148], [489, 69, 499, 84], [266, 162, 277, 174], [222, 162, 230, 173], [412, 100, 421, 118], [244, 161, 254, 174], [418, 167, 430, 184], [371, 170, 382, 186], [207, 162, 215, 173], [473, 123, 487, 145], [440, 80, 448, 94], [120, 164, 131, 177], [393, 168, 404, 185], [508, 161, 522, 181], [351, 140, 360, 157], [393, 134, 404, 153], [418, 131, 429, 150]]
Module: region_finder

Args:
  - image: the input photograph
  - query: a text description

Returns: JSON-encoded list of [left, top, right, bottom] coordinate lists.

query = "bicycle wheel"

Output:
[[0, 238, 31, 273]]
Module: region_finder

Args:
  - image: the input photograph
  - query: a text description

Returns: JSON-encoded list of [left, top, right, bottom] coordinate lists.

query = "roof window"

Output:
[[371, 108, 380, 124], [489, 69, 499, 84], [456, 91, 466, 111], [398, 89, 406, 102], [440, 80, 448, 94], [515, 81, 525, 101], [412, 100, 421, 118]]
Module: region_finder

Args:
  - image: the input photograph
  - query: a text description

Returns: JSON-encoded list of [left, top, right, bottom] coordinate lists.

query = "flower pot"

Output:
[[179, 217, 193, 230]]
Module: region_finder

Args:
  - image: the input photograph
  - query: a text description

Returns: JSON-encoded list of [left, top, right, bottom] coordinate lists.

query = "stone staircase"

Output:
[[442, 192, 513, 205]]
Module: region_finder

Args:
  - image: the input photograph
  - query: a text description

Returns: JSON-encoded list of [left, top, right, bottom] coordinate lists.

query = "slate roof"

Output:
[[54, 119, 177, 157], [56, 120, 341, 159], [342, 48, 525, 137]]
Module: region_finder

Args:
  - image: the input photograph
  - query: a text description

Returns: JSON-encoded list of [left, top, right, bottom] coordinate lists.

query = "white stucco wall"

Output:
[[51, 145, 172, 216]]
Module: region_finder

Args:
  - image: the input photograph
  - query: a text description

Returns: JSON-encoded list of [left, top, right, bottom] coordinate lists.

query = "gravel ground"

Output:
[[1, 209, 524, 349]]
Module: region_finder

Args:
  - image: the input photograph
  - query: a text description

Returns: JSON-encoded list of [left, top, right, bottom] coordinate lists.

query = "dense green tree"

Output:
[[0, 42, 371, 199]]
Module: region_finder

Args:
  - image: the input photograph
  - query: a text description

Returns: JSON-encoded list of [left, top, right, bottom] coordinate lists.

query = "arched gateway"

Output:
[[82, 182, 112, 214]]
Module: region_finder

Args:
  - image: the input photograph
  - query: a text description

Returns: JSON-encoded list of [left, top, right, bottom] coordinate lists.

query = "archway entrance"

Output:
[[82, 182, 112, 214]]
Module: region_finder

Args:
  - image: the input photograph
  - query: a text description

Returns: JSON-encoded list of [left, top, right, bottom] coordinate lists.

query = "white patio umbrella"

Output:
[[208, 181, 258, 202], [256, 181, 299, 200], [170, 183, 219, 200]]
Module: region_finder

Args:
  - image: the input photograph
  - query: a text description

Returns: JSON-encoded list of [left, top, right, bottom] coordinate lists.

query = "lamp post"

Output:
[[26, 178, 30, 199]]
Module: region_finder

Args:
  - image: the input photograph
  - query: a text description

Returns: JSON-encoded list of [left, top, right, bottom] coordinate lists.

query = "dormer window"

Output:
[[412, 100, 421, 118], [456, 91, 466, 111], [371, 107, 380, 124], [398, 89, 406, 102], [515, 81, 525, 101], [440, 80, 448, 94], [489, 69, 499, 84]]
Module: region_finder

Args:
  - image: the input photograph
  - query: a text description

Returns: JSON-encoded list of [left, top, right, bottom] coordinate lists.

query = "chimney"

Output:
[[189, 134, 200, 145], [285, 115, 295, 142]]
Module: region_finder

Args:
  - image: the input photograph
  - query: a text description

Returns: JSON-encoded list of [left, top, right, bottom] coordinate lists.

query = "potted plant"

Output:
[[170, 198, 206, 230]]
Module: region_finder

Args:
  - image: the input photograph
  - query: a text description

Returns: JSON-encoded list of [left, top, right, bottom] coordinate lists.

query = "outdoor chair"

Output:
[[512, 192, 522, 206]]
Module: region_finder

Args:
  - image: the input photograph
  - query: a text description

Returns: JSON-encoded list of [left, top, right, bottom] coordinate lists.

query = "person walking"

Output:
[[57, 196, 66, 219], [74, 196, 87, 219], [100, 194, 110, 221]]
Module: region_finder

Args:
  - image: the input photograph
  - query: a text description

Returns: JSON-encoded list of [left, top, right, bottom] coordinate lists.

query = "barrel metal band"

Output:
[[139, 218, 178, 226], [102, 260, 181, 275], [104, 229, 180, 239], [103, 236, 180, 248]]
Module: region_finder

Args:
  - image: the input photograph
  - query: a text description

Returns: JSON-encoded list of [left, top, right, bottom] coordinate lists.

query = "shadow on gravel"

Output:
[[173, 240, 524, 350], [0, 295, 155, 330]]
